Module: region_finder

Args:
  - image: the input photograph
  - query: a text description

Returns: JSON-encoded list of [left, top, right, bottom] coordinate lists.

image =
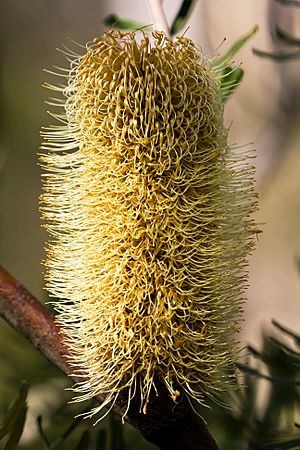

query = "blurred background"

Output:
[[1, 1, 300, 449]]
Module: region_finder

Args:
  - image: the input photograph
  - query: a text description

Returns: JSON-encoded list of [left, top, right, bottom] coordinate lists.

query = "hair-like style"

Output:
[[40, 30, 257, 420]]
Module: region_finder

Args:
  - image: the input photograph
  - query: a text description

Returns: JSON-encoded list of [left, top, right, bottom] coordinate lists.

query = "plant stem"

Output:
[[0, 265, 220, 450], [146, 0, 170, 35], [0, 265, 68, 374]]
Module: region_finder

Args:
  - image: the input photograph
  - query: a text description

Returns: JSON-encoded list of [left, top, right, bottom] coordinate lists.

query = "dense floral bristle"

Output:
[[40, 30, 257, 419]]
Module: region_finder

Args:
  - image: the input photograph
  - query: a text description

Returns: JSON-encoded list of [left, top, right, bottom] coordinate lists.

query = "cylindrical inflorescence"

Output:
[[40, 30, 258, 419]]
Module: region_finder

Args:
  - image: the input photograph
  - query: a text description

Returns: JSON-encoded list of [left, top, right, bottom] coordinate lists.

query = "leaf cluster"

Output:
[[103, 0, 195, 36], [253, 0, 300, 60], [0, 387, 157, 450], [3, 319, 300, 450], [199, 321, 300, 450], [0, 382, 28, 450], [104, 2, 258, 103]]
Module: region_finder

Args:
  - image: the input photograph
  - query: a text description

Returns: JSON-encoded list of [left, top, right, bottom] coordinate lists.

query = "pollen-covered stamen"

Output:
[[40, 30, 257, 420]]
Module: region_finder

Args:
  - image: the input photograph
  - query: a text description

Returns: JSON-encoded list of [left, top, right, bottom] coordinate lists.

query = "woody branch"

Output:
[[0, 265, 220, 450]]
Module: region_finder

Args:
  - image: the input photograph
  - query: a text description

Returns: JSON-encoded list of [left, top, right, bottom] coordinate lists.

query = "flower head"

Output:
[[40, 30, 257, 419]]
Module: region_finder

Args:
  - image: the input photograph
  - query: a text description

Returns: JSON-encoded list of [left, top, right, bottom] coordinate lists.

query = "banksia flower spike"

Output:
[[40, 30, 257, 420]]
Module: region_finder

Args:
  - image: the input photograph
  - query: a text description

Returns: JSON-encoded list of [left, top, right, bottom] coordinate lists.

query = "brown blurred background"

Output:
[[0, 0, 300, 445]]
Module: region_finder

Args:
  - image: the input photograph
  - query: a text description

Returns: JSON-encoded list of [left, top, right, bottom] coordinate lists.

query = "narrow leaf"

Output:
[[75, 430, 90, 450], [47, 416, 84, 450], [36, 416, 50, 448], [272, 320, 300, 345], [237, 362, 300, 385], [103, 14, 150, 31], [46, 404, 93, 450], [247, 344, 264, 359], [295, 255, 300, 274], [109, 413, 123, 450], [270, 336, 300, 361], [213, 25, 258, 68], [274, 0, 300, 6], [96, 429, 107, 449], [3, 406, 27, 450], [253, 47, 300, 60], [251, 437, 300, 450], [0, 382, 28, 439], [276, 25, 300, 46], [220, 66, 244, 101], [170, 0, 195, 35], [105, 413, 118, 450]]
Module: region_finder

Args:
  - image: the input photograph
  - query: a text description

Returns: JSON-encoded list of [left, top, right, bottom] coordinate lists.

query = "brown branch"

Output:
[[0, 265, 69, 374], [0, 265, 220, 450]]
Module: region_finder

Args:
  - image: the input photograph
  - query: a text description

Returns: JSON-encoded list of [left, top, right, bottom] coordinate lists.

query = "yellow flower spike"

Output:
[[40, 30, 258, 420]]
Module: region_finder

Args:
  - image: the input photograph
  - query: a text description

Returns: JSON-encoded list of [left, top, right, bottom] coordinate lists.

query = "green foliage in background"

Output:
[[103, 0, 195, 36], [0, 382, 28, 450], [1, 0, 300, 449], [2, 319, 300, 450], [212, 25, 258, 101], [104, 1, 258, 103], [253, 0, 300, 60], [199, 320, 300, 450], [274, 0, 300, 6]]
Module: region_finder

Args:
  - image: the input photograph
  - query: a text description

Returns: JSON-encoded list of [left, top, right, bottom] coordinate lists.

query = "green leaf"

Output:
[[270, 335, 300, 357], [170, 0, 196, 35], [47, 415, 84, 450], [46, 403, 94, 450], [276, 25, 300, 46], [105, 412, 123, 450], [237, 362, 300, 385], [96, 429, 107, 449], [36, 415, 50, 448], [220, 66, 244, 101], [295, 255, 300, 274], [3, 406, 27, 450], [250, 437, 300, 450], [0, 381, 28, 440], [213, 25, 259, 68], [252, 47, 300, 60], [274, 0, 300, 6], [103, 14, 151, 31], [75, 430, 90, 450], [272, 320, 300, 347]]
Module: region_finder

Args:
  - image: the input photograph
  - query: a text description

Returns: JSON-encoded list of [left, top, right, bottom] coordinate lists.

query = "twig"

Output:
[[0, 265, 220, 450], [0, 265, 124, 416], [0, 266, 69, 375], [146, 0, 170, 35]]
